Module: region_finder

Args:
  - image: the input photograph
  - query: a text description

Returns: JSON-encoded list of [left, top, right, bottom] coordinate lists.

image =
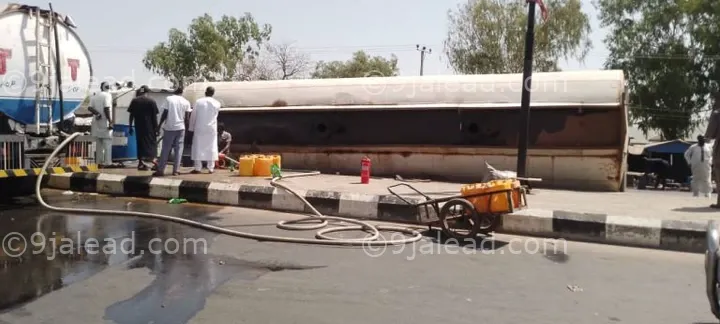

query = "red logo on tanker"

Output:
[[67, 58, 79, 81], [0, 49, 12, 75]]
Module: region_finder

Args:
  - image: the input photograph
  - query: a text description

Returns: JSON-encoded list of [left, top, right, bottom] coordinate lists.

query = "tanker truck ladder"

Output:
[[29, 7, 55, 136]]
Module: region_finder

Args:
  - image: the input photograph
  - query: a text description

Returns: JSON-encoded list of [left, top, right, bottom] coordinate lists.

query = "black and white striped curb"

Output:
[[45, 172, 429, 222], [502, 209, 706, 253], [45, 172, 707, 253]]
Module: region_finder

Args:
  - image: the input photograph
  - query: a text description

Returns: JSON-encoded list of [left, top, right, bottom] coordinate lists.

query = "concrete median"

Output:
[[44, 172, 707, 253]]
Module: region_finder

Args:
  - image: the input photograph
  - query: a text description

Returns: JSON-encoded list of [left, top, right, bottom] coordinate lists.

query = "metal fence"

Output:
[[64, 135, 96, 166], [0, 134, 96, 169], [0, 135, 24, 169]]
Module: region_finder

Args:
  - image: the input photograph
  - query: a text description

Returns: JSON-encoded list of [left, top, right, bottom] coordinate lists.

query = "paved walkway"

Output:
[[99, 167, 720, 222]]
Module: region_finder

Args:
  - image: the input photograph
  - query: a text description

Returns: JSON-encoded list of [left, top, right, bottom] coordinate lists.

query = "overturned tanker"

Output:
[[184, 70, 628, 191]]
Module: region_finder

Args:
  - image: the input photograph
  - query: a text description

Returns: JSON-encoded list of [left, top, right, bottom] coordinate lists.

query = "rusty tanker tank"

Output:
[[183, 70, 628, 191]]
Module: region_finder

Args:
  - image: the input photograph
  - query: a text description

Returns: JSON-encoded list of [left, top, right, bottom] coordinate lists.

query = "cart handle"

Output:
[[387, 183, 432, 205]]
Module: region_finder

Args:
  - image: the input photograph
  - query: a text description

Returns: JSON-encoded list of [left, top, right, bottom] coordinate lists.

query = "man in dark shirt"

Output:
[[643, 156, 671, 189], [128, 86, 159, 171]]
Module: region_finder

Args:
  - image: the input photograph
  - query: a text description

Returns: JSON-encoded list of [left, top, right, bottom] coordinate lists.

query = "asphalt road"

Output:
[[0, 191, 715, 324]]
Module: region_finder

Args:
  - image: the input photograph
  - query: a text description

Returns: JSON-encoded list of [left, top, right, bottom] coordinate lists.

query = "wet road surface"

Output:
[[0, 190, 714, 323]]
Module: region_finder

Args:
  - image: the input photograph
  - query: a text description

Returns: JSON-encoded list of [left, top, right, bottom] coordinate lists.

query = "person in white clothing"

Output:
[[684, 135, 713, 197], [154, 86, 192, 176], [188, 86, 221, 173], [88, 82, 114, 167]]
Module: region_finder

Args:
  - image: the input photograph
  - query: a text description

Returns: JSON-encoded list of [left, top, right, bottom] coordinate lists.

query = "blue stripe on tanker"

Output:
[[0, 97, 83, 124]]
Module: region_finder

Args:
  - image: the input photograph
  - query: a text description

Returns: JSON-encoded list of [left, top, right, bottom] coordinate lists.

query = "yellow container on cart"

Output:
[[253, 155, 273, 177], [460, 179, 521, 213], [238, 155, 255, 176]]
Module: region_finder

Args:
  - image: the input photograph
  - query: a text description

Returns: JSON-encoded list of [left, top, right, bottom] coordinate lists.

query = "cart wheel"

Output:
[[478, 213, 502, 234], [439, 198, 481, 241]]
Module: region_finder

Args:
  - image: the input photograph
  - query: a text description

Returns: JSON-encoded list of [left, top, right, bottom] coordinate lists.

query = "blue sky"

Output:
[[25, 0, 609, 87]]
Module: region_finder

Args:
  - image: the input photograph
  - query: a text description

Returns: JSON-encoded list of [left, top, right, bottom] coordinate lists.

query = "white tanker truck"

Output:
[[0, 3, 92, 170]]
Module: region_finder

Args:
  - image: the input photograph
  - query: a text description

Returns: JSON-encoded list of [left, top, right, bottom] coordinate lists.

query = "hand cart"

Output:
[[387, 183, 529, 240]]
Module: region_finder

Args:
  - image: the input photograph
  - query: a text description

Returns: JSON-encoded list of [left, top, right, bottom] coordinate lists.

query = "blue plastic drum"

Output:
[[112, 124, 137, 161]]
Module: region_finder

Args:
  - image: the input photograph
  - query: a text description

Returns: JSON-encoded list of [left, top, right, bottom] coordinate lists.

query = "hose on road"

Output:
[[34, 132, 423, 247]]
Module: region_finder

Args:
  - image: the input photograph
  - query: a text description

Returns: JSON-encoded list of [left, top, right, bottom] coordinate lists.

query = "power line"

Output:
[[86, 44, 433, 54]]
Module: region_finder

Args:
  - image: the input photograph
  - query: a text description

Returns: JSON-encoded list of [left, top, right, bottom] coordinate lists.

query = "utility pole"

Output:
[[416, 45, 431, 76], [516, 1, 539, 184]]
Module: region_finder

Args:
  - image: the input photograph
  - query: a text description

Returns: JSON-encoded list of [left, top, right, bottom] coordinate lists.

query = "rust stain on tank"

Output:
[[535, 113, 620, 146], [221, 108, 623, 149], [234, 145, 620, 159], [271, 100, 288, 107], [377, 153, 395, 170], [222, 107, 626, 190]]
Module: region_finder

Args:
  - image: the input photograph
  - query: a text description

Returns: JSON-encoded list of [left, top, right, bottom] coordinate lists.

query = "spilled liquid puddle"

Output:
[[0, 198, 325, 323], [104, 254, 253, 324], [0, 197, 224, 313], [0, 213, 124, 312], [104, 254, 324, 324], [105, 217, 325, 324]]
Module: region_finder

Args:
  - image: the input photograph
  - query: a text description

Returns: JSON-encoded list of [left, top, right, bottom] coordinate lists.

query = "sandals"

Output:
[[138, 161, 158, 171]]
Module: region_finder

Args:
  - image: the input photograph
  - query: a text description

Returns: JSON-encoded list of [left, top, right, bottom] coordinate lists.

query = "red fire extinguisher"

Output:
[[360, 156, 371, 184], [216, 153, 226, 169]]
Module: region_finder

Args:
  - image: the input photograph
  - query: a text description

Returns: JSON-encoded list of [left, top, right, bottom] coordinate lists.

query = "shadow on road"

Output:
[[421, 229, 507, 251]]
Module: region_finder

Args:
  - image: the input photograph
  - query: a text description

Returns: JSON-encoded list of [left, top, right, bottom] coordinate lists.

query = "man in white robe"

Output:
[[188, 86, 221, 174], [684, 135, 713, 197]]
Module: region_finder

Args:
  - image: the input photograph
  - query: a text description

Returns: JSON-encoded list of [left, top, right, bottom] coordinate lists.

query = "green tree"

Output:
[[142, 13, 271, 87], [444, 0, 592, 74], [311, 51, 399, 79], [243, 43, 312, 80], [686, 1, 720, 107], [596, 0, 713, 139]]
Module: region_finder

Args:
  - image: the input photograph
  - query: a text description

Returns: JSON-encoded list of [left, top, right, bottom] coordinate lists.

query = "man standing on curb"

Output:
[[189, 86, 221, 174], [128, 85, 159, 171], [704, 88, 720, 208], [88, 82, 114, 168], [154, 87, 192, 176], [684, 135, 713, 198]]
